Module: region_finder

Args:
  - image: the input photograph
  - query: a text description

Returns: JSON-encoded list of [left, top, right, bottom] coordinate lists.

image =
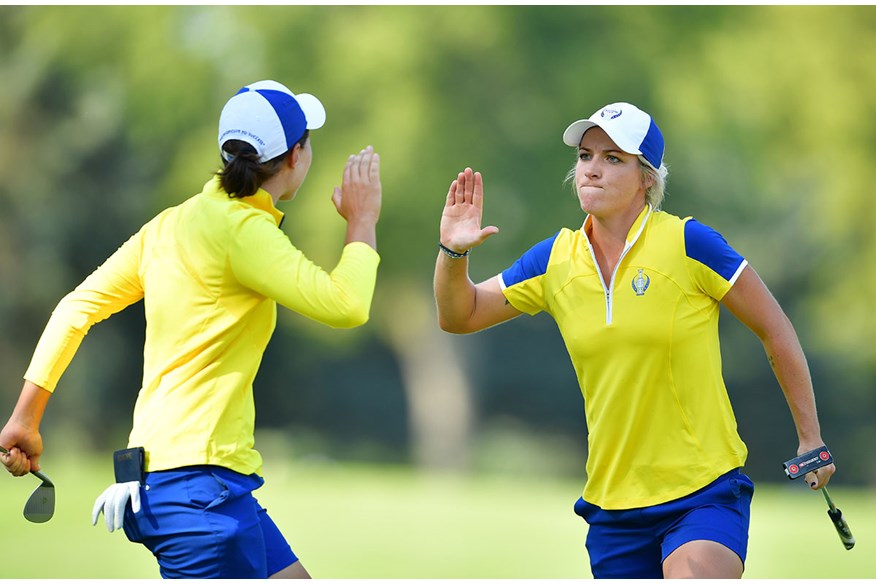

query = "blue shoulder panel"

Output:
[[501, 232, 560, 287], [684, 219, 745, 281]]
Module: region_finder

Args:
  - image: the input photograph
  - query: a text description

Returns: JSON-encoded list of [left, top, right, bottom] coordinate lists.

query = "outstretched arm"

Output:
[[2, 229, 144, 477], [434, 167, 520, 334], [722, 265, 834, 489]]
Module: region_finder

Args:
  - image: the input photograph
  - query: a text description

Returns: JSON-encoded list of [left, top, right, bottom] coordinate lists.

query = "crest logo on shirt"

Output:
[[632, 269, 650, 296]]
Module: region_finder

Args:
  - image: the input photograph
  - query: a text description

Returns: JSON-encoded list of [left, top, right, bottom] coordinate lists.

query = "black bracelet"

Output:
[[439, 242, 470, 259]]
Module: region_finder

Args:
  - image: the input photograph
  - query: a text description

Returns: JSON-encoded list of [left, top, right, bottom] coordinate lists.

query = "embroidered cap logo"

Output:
[[601, 107, 623, 120]]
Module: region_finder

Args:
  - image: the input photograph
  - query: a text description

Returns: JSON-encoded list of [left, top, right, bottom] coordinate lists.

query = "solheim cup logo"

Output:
[[601, 107, 622, 120], [632, 269, 650, 296]]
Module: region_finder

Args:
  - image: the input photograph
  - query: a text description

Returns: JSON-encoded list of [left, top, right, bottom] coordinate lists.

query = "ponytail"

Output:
[[216, 130, 309, 198]]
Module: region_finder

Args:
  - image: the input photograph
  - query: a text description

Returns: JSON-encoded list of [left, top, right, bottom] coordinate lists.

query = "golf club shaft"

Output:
[[822, 486, 837, 511]]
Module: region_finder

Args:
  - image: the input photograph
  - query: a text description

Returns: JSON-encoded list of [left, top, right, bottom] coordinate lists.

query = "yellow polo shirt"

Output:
[[500, 205, 748, 509], [25, 177, 380, 475]]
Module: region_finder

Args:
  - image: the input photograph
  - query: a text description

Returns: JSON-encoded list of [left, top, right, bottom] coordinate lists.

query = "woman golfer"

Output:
[[433, 102, 835, 578], [0, 80, 382, 578]]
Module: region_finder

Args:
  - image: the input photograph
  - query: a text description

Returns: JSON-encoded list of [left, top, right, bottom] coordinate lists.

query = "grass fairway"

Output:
[[1, 453, 872, 578]]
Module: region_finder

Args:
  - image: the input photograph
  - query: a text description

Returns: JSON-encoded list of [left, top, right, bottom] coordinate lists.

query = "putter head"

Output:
[[22, 470, 55, 523]]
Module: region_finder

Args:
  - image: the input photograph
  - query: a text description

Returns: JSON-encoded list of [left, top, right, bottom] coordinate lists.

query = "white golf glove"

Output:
[[91, 481, 141, 532]]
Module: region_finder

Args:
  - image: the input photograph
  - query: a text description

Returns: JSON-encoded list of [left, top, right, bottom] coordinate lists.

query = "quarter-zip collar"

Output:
[[581, 204, 653, 324], [203, 176, 285, 227]]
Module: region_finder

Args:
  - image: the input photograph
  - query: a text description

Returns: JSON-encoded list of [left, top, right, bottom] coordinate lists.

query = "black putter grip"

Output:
[[827, 507, 856, 550], [783, 445, 833, 480]]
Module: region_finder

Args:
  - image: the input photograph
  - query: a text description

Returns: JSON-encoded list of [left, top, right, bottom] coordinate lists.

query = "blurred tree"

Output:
[[0, 5, 873, 483], [646, 5, 876, 482]]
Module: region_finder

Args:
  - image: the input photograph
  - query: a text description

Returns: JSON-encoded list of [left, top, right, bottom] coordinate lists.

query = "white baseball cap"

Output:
[[562, 102, 664, 170], [218, 80, 326, 163]]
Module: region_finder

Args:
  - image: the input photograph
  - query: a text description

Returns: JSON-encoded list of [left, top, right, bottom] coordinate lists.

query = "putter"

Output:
[[783, 445, 854, 550], [0, 445, 55, 523]]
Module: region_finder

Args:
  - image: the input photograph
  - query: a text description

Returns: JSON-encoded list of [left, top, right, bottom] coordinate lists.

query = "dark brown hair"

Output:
[[216, 130, 310, 198]]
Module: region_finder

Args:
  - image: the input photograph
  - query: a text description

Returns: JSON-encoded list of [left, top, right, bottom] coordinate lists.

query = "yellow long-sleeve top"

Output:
[[24, 177, 380, 475]]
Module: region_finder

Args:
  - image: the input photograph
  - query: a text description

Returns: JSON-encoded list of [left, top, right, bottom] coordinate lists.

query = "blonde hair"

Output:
[[639, 157, 669, 210], [564, 155, 670, 210]]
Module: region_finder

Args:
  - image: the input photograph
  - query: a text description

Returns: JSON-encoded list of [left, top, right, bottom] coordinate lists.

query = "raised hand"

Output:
[[332, 145, 382, 226], [440, 167, 499, 253], [332, 145, 381, 249]]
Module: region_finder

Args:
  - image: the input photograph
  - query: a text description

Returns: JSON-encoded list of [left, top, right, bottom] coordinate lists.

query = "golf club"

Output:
[[783, 445, 854, 551], [822, 486, 855, 550], [0, 445, 55, 523]]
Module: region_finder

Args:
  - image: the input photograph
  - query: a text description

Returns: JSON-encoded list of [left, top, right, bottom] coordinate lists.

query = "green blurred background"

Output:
[[0, 5, 874, 578]]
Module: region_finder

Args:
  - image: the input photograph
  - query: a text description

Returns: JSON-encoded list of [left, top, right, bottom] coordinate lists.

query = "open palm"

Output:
[[440, 167, 499, 252]]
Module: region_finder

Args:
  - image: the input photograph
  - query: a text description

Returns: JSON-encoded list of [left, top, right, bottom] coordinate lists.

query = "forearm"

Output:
[[434, 253, 478, 333], [322, 242, 380, 328], [9, 381, 51, 432], [344, 217, 378, 251], [275, 243, 380, 329], [762, 315, 823, 449]]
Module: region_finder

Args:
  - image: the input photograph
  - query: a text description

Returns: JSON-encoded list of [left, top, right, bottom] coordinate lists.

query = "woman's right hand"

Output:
[[0, 421, 43, 477], [0, 381, 50, 476], [440, 167, 499, 254]]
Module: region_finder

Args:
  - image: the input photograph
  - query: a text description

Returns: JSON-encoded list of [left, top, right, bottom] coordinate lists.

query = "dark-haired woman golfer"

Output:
[[1, 80, 382, 578]]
